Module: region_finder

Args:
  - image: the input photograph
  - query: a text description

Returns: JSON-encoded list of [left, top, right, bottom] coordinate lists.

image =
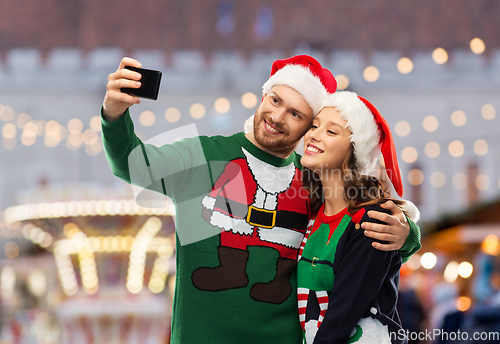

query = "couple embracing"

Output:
[[101, 55, 420, 343]]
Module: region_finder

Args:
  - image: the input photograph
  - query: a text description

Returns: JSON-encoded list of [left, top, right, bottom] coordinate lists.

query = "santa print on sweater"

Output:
[[192, 147, 310, 304]]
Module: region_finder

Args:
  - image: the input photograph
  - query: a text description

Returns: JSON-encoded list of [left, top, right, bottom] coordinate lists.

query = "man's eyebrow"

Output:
[[271, 91, 306, 117], [291, 108, 306, 117], [269, 91, 281, 101]]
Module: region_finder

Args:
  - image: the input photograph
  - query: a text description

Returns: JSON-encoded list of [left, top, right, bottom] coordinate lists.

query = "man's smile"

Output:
[[264, 119, 283, 134]]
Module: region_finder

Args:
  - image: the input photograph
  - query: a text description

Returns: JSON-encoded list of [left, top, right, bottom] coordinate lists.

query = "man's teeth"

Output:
[[266, 122, 280, 133], [306, 146, 322, 154]]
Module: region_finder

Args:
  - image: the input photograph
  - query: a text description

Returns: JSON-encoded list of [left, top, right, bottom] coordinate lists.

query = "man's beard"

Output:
[[253, 111, 307, 155]]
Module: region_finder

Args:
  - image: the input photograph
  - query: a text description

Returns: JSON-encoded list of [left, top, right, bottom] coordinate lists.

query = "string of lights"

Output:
[[0, 38, 490, 155]]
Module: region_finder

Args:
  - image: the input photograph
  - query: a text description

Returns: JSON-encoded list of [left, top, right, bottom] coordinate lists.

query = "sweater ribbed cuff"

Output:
[[400, 217, 422, 263], [100, 107, 134, 141]]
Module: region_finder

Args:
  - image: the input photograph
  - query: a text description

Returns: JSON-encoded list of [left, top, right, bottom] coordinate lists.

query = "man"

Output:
[[101, 55, 420, 343]]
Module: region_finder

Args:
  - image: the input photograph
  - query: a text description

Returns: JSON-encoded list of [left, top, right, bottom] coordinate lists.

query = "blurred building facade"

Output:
[[1, 0, 499, 56]]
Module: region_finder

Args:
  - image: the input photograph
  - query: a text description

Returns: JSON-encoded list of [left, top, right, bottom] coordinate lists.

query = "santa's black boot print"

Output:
[[192, 246, 249, 291], [250, 257, 296, 304]]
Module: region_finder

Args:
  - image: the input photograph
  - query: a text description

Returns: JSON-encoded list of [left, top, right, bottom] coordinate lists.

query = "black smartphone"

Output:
[[121, 66, 162, 100]]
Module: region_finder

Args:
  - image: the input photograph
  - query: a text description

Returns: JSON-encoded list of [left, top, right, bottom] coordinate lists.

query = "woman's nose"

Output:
[[308, 129, 320, 142]]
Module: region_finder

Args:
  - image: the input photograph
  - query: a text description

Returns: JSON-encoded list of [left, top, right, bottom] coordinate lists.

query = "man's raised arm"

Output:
[[100, 58, 209, 203]]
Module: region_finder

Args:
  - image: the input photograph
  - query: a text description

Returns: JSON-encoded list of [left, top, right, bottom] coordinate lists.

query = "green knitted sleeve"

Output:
[[101, 107, 210, 202], [399, 218, 422, 263], [101, 108, 144, 184]]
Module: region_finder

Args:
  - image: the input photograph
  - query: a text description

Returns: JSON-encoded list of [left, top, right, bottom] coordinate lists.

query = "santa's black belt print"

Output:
[[214, 196, 309, 230]]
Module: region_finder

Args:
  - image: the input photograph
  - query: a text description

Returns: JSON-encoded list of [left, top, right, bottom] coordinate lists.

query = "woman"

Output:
[[297, 91, 413, 344]]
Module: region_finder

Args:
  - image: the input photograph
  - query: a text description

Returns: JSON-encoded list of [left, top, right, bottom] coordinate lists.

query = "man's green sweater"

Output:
[[101, 110, 421, 344]]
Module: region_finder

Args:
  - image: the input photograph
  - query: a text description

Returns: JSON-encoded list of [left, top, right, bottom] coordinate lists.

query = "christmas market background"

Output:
[[0, 0, 500, 343]]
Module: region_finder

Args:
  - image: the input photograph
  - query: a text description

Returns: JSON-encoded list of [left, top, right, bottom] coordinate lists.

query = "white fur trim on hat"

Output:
[[400, 200, 420, 223], [262, 64, 328, 116], [244, 115, 254, 134], [321, 91, 380, 175]]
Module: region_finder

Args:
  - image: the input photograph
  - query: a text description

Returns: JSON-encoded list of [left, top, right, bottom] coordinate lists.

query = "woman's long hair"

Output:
[[302, 145, 404, 214]]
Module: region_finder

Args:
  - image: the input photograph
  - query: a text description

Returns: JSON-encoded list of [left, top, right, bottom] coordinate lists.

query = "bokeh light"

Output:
[[432, 48, 449, 64], [67, 118, 83, 134], [363, 66, 380, 82], [408, 169, 424, 186], [448, 140, 464, 157], [443, 261, 459, 283], [0, 105, 14, 122], [481, 104, 496, 120], [430, 171, 446, 188], [395, 121, 411, 137], [401, 147, 418, 163], [17, 113, 32, 129], [423, 116, 439, 132], [4, 242, 19, 259], [2, 123, 16, 139], [21, 132, 36, 146], [214, 97, 231, 114], [89, 116, 101, 132], [424, 141, 441, 158], [457, 297, 472, 312], [45, 135, 60, 148], [82, 129, 99, 146], [451, 110, 467, 127], [397, 57, 414, 74], [421, 252, 437, 269], [165, 107, 181, 123], [45, 120, 61, 137], [139, 110, 156, 127], [190, 103, 206, 119], [473, 139, 488, 156], [335, 74, 350, 90], [67, 133, 82, 147], [23, 122, 37, 135], [470, 38, 486, 54], [241, 92, 258, 108], [66, 133, 82, 150], [475, 174, 490, 191], [481, 234, 500, 256], [458, 262, 473, 278], [27, 270, 47, 297]]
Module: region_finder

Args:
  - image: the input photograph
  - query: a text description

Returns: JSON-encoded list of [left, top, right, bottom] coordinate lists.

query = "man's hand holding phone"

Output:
[[102, 57, 162, 122], [121, 66, 162, 101]]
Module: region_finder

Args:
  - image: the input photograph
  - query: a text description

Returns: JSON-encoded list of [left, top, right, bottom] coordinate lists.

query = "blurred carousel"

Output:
[[4, 182, 176, 344]]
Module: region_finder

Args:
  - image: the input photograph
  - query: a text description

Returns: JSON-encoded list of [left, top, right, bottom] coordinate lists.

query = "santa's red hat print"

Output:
[[244, 55, 337, 133]]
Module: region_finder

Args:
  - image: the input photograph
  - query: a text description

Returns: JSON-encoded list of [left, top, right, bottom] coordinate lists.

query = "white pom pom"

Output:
[[244, 115, 254, 134], [400, 200, 420, 223]]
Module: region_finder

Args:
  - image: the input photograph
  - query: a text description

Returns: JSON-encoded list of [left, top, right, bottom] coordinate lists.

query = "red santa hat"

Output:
[[320, 91, 403, 197], [244, 55, 337, 133], [325, 92, 421, 221]]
